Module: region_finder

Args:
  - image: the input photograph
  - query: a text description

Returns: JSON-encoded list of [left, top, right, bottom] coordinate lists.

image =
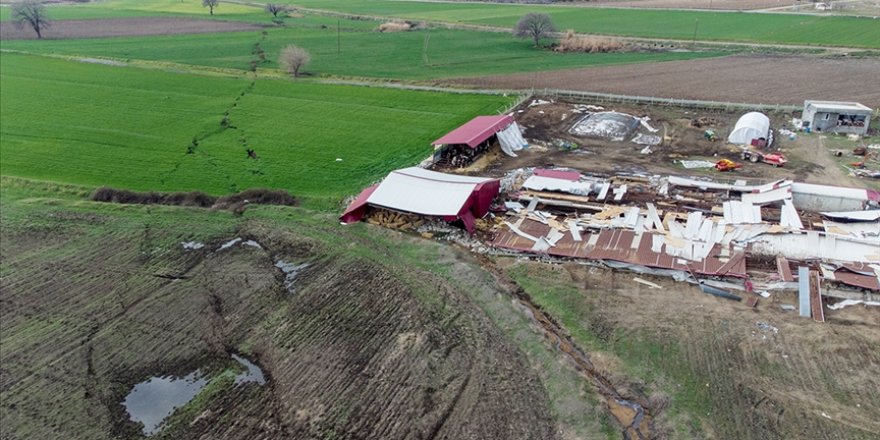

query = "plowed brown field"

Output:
[[0, 18, 263, 40], [0, 201, 557, 439], [445, 55, 880, 108]]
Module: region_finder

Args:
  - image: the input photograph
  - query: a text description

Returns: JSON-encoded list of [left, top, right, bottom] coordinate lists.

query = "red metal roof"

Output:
[[492, 219, 747, 278], [533, 169, 582, 182], [432, 115, 513, 148]]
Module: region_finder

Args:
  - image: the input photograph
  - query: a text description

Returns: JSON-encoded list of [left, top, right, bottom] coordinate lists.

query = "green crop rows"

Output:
[[0, 53, 514, 209]]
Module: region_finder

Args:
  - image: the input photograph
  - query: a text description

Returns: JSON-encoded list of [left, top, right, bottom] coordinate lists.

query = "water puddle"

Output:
[[123, 354, 266, 436], [232, 354, 266, 385], [122, 371, 208, 436], [217, 237, 242, 251], [274, 260, 309, 293]]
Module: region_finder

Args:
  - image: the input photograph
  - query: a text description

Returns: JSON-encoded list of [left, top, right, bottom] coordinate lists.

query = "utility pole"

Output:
[[337, 20, 341, 54], [692, 18, 699, 47]]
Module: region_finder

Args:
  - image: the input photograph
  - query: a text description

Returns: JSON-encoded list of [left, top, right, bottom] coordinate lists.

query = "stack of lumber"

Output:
[[365, 209, 425, 230]]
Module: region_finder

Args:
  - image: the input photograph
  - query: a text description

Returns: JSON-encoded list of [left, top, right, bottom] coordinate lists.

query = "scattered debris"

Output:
[[680, 160, 716, 169], [756, 321, 778, 333], [633, 277, 662, 289], [632, 133, 661, 146], [827, 299, 880, 310], [181, 241, 205, 250]]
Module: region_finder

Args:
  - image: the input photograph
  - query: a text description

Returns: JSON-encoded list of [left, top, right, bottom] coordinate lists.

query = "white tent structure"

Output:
[[728, 112, 770, 145]]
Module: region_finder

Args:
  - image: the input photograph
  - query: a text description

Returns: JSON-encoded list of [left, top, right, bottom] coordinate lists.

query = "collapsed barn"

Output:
[[341, 97, 879, 318], [430, 115, 527, 167]]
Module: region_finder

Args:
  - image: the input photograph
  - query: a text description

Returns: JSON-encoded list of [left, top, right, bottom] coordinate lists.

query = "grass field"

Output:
[[0, 53, 514, 209], [283, 0, 880, 48], [1, 16, 725, 80]]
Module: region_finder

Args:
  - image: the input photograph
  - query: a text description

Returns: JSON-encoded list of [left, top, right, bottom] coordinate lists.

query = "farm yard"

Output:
[[443, 97, 875, 189], [1, 0, 879, 439]]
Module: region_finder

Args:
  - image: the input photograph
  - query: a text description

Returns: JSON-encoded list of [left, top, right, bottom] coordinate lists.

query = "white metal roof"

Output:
[[805, 100, 873, 113], [366, 167, 493, 216]]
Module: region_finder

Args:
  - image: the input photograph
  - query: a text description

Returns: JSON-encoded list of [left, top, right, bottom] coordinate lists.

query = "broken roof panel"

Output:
[[820, 210, 880, 222], [432, 115, 513, 148], [492, 219, 747, 277], [533, 168, 582, 181]]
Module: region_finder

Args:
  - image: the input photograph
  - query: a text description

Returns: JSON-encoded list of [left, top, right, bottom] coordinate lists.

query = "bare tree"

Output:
[[202, 0, 219, 16], [265, 3, 289, 18], [12, 1, 50, 39], [513, 12, 557, 47], [278, 45, 310, 78]]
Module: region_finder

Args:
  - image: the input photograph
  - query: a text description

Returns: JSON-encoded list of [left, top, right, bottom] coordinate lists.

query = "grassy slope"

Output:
[[0, 53, 513, 209], [283, 0, 880, 48], [1, 14, 725, 80]]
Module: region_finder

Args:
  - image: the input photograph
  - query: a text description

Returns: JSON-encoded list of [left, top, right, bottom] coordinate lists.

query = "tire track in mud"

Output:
[[474, 254, 656, 440]]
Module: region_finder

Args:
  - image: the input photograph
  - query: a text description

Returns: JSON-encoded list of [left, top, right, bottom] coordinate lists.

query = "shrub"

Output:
[[555, 30, 627, 53]]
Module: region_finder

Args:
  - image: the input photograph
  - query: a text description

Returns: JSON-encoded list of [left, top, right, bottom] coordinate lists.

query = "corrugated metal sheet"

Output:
[[492, 219, 747, 277], [432, 115, 513, 148]]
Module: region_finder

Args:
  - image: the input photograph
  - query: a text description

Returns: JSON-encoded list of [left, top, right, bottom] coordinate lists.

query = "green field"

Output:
[[2, 15, 724, 80], [283, 0, 880, 48], [0, 53, 514, 208]]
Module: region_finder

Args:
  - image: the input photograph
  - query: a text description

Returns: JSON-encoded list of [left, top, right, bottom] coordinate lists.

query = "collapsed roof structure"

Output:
[[431, 115, 527, 162], [340, 167, 499, 233], [493, 169, 880, 299]]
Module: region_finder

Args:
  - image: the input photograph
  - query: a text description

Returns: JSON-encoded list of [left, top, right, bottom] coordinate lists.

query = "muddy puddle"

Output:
[[123, 354, 266, 436]]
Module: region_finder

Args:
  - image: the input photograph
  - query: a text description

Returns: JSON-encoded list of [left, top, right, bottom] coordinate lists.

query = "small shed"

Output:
[[340, 167, 500, 233], [802, 101, 873, 135], [728, 112, 770, 146], [431, 115, 526, 167]]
